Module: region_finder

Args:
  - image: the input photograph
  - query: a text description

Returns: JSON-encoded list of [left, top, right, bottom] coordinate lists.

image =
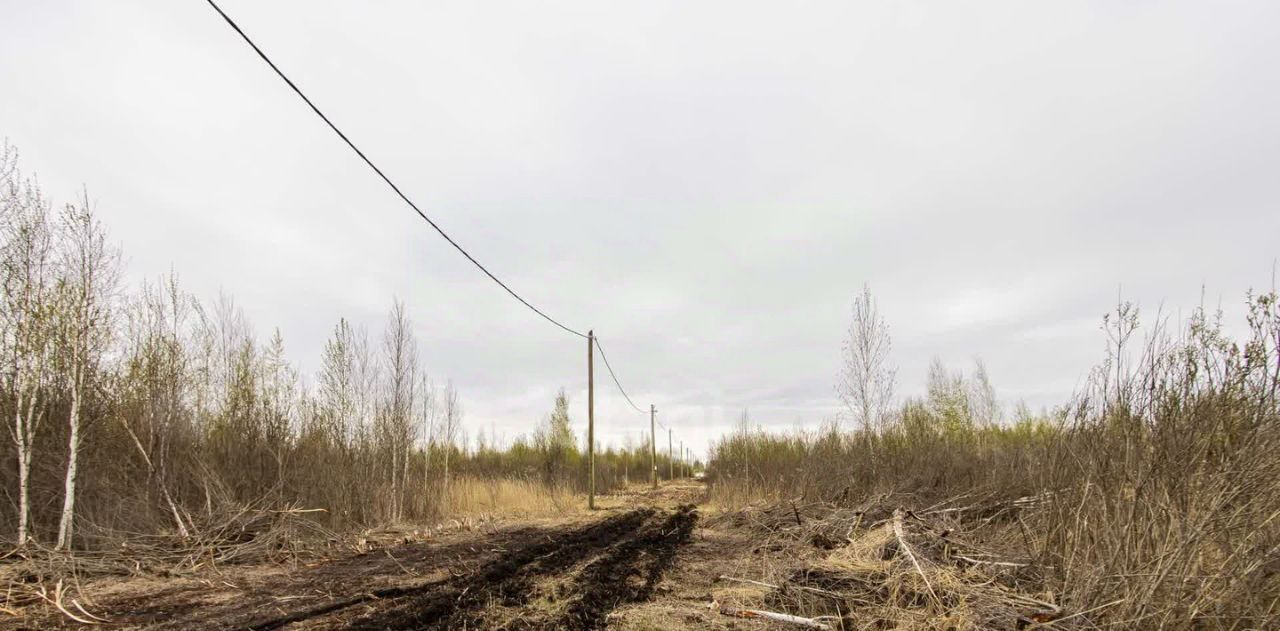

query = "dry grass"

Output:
[[441, 476, 580, 518]]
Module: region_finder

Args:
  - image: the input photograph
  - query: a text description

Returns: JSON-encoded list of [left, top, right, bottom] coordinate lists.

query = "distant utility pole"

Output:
[[679, 441, 683, 479], [650, 404, 658, 489], [588, 330, 595, 510], [668, 428, 674, 480]]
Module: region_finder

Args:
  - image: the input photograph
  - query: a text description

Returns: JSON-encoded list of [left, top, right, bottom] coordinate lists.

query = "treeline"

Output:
[[707, 289, 1280, 626], [0, 142, 676, 550], [709, 367, 1052, 506]]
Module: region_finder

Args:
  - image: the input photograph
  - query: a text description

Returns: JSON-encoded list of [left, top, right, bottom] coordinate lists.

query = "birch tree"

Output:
[[318, 318, 358, 445], [440, 380, 461, 502], [417, 374, 436, 507], [968, 358, 1000, 426], [837, 284, 897, 432], [379, 299, 417, 521], [315, 318, 359, 518], [259, 328, 296, 504], [54, 195, 121, 549], [1, 148, 57, 545]]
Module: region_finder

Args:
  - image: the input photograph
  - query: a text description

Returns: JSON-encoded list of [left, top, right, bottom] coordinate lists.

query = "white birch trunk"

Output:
[[55, 383, 81, 549], [15, 381, 41, 545], [15, 401, 31, 546]]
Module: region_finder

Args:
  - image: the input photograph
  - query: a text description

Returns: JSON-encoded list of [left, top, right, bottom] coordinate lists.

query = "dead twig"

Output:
[[954, 554, 1031, 568], [717, 602, 833, 629], [31, 580, 106, 625], [892, 508, 941, 608]]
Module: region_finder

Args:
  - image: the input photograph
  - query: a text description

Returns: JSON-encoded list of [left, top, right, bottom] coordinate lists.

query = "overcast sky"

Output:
[[3, 1, 1277, 458]]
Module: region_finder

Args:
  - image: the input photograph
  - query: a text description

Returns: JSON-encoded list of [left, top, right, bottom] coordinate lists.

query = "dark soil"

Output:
[[11, 506, 700, 630], [334, 508, 661, 630], [547, 504, 698, 630]]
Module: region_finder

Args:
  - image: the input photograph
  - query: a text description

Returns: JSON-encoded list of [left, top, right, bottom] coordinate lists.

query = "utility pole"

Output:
[[650, 404, 657, 489], [679, 440, 683, 479], [668, 427, 673, 481], [588, 330, 595, 510]]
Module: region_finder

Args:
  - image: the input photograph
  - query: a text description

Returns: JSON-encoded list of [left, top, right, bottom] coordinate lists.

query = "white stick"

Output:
[[893, 508, 941, 607], [720, 605, 833, 629]]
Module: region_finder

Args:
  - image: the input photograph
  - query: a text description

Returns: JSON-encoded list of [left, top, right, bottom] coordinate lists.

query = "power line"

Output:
[[203, 1, 660, 423], [203, 0, 586, 340], [592, 336, 646, 414]]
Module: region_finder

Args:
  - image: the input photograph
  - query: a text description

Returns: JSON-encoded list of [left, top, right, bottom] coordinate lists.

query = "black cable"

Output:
[[593, 336, 646, 414], [203, 0, 587, 339]]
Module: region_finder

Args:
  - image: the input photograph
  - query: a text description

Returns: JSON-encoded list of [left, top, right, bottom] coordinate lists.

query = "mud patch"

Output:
[[336, 508, 658, 630], [547, 504, 699, 630]]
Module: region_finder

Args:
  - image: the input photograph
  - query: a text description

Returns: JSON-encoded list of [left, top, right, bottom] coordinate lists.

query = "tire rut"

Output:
[[335, 508, 658, 630], [531, 504, 699, 630]]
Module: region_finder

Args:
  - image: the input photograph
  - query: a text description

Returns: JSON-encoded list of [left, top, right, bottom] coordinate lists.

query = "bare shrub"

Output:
[[709, 289, 1280, 628]]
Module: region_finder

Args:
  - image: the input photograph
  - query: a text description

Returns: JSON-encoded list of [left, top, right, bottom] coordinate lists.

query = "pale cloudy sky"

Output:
[[2, 1, 1277, 458]]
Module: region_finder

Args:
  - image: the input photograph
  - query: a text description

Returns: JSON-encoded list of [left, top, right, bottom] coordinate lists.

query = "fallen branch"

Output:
[[892, 508, 941, 608], [954, 554, 1031, 568], [717, 603, 832, 629], [72, 598, 110, 623], [32, 580, 104, 625]]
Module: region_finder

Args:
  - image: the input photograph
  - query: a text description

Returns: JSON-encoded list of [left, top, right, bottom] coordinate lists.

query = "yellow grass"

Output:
[[443, 477, 580, 518]]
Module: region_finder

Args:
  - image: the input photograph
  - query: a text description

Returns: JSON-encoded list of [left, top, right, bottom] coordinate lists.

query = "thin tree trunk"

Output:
[[56, 379, 82, 549], [401, 440, 410, 519], [121, 416, 190, 537], [15, 387, 40, 546], [423, 439, 432, 515], [442, 446, 450, 509], [15, 401, 31, 545], [390, 449, 399, 521]]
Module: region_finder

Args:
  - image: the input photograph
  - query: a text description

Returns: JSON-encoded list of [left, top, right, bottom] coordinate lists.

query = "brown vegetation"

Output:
[[706, 292, 1280, 628]]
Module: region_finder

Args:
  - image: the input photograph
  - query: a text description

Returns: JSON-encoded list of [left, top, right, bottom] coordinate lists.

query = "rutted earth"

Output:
[[3, 483, 1071, 629], [7, 484, 771, 631]]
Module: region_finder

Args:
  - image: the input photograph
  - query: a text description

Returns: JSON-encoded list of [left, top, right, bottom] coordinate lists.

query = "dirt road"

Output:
[[10, 484, 737, 630], [5, 484, 1091, 630]]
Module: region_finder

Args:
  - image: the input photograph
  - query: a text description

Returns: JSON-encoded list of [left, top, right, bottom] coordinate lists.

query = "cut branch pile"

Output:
[[714, 495, 1071, 630], [0, 503, 347, 625]]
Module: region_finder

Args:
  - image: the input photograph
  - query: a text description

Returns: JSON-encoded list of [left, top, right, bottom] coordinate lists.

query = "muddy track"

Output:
[[224, 506, 697, 630], [137, 527, 547, 631], [543, 504, 699, 630], [5, 506, 699, 631], [335, 508, 660, 630]]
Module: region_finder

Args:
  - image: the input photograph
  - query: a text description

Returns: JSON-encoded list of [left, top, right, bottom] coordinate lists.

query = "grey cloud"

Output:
[[2, 0, 1277, 459]]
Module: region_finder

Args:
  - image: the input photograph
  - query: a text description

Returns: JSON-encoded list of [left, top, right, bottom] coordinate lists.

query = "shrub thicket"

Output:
[[0, 143, 683, 549], [708, 293, 1280, 627]]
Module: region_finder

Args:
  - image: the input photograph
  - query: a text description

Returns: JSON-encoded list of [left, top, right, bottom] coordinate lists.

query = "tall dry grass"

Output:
[[438, 476, 578, 518]]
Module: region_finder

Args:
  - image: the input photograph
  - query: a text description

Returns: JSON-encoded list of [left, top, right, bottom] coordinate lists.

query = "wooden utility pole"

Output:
[[650, 404, 657, 489], [679, 441, 684, 478], [668, 427, 673, 480], [588, 330, 595, 510]]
